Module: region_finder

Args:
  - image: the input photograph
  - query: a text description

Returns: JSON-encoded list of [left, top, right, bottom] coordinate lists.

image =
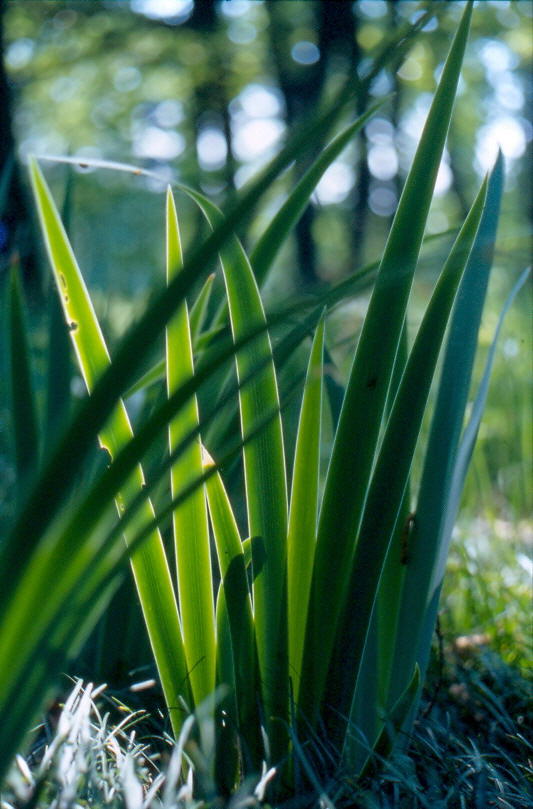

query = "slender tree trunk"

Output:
[[0, 0, 41, 298], [266, 2, 326, 285], [267, 0, 358, 285], [349, 7, 370, 270], [188, 0, 236, 194], [388, 0, 402, 221]]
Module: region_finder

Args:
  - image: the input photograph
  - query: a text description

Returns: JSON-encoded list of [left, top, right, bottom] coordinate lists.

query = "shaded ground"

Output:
[[2, 635, 531, 809]]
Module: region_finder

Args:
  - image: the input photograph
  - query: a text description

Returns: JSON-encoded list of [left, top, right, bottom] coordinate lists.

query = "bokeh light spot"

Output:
[[197, 128, 227, 170], [291, 41, 320, 65], [133, 126, 185, 160], [233, 118, 285, 161], [6, 38, 34, 70], [234, 84, 283, 118], [368, 145, 398, 181], [369, 186, 397, 217], [131, 0, 193, 23], [476, 117, 527, 171], [315, 162, 354, 205]]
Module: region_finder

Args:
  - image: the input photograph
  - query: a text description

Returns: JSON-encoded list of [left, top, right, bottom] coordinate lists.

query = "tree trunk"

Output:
[[0, 0, 41, 299]]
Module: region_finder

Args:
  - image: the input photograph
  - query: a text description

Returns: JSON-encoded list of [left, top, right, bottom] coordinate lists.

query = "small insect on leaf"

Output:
[[400, 512, 416, 565]]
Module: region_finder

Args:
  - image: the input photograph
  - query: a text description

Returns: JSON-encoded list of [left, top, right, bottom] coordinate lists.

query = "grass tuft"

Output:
[[2, 654, 530, 809]]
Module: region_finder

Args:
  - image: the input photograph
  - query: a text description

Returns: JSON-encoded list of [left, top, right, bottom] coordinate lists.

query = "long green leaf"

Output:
[[108, 210, 211, 402], [190, 272, 215, 342], [166, 188, 215, 707], [202, 447, 260, 762], [287, 317, 325, 703], [345, 324, 410, 769], [392, 267, 528, 749], [44, 171, 74, 453], [299, 0, 473, 724], [335, 174, 488, 763], [388, 151, 506, 701], [184, 188, 288, 758], [27, 159, 189, 737]]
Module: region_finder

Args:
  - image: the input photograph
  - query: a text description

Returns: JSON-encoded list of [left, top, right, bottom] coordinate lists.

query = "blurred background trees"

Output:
[[1, 0, 530, 296]]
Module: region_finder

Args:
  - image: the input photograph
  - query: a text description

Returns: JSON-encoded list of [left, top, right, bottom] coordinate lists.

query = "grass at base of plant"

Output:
[[349, 645, 532, 809], [3, 643, 531, 809], [441, 516, 532, 672]]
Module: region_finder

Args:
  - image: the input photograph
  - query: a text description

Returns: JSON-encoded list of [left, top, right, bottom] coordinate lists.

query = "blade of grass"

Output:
[[299, 0, 474, 725], [345, 323, 410, 766], [44, 170, 73, 453], [184, 187, 289, 759], [412, 266, 530, 693], [166, 188, 215, 707], [287, 317, 325, 703], [389, 150, 504, 707], [202, 447, 260, 763], [333, 174, 488, 764], [27, 159, 189, 737], [190, 272, 215, 343]]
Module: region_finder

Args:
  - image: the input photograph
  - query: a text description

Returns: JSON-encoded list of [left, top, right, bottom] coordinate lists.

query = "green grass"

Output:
[[442, 516, 532, 672], [1, 652, 530, 809]]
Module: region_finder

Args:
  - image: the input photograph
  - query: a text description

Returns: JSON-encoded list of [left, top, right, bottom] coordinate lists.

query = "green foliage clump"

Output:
[[0, 2, 530, 804]]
